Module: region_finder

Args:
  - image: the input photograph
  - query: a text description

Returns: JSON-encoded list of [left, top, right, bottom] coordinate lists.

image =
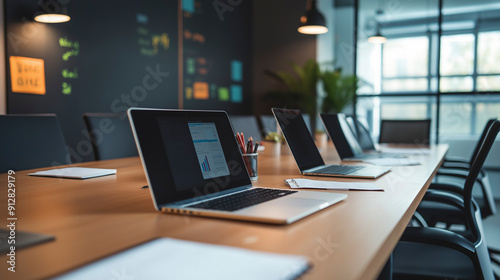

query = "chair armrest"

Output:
[[440, 162, 471, 171], [423, 189, 465, 210], [428, 183, 465, 197], [400, 227, 476, 257], [437, 169, 469, 179], [444, 156, 469, 164]]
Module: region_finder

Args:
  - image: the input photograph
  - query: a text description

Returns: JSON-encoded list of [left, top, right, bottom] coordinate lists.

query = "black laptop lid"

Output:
[[272, 108, 325, 171], [379, 119, 431, 145], [320, 113, 364, 159], [128, 108, 251, 209]]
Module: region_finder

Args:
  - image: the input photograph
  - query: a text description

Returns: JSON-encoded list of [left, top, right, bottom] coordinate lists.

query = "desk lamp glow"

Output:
[[34, 1, 70, 23], [298, 0, 328, 35]]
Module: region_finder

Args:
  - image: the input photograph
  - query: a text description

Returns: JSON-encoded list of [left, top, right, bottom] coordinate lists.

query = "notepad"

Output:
[[28, 167, 116, 179], [53, 238, 310, 280], [285, 178, 383, 191]]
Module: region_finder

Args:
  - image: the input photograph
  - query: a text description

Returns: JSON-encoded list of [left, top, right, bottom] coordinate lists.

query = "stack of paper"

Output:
[[285, 178, 383, 191], [28, 167, 116, 179], [54, 238, 310, 280]]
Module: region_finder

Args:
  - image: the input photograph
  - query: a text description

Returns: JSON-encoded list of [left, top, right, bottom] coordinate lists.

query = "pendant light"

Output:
[[368, 10, 386, 44], [298, 0, 328, 35], [34, 0, 71, 23]]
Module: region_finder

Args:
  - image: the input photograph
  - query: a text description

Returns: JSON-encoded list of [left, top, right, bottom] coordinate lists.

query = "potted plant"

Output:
[[263, 132, 284, 156], [263, 59, 321, 132], [321, 68, 358, 114]]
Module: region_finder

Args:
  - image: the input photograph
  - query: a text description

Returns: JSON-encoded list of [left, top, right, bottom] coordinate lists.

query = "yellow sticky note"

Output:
[[9, 56, 46, 95]]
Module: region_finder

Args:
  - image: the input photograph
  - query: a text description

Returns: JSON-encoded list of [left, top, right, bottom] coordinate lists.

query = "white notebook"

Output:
[[53, 238, 310, 280], [28, 167, 116, 179]]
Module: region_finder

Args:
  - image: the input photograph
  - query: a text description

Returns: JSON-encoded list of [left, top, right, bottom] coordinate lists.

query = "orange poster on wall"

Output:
[[9, 56, 46, 95]]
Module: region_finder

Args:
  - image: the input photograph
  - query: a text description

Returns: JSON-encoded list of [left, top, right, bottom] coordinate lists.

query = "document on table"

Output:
[[378, 146, 431, 155], [28, 167, 116, 179], [53, 238, 310, 280], [362, 158, 421, 166], [285, 178, 383, 191]]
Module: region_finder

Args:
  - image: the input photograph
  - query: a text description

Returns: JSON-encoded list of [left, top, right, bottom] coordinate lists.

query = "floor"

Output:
[[484, 200, 500, 276]]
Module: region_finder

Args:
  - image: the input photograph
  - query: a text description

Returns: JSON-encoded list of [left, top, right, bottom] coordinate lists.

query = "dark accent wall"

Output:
[[5, 0, 253, 162], [252, 0, 317, 116]]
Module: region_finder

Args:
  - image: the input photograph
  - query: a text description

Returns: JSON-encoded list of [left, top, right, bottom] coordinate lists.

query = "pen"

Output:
[[237, 133, 246, 153], [253, 141, 259, 153], [249, 137, 253, 154], [246, 138, 251, 155]]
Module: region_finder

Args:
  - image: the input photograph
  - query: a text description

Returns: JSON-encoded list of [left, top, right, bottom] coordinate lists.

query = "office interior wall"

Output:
[[333, 5, 355, 75], [317, 0, 335, 66], [252, 0, 317, 117], [0, 0, 5, 114], [4, 1, 253, 162]]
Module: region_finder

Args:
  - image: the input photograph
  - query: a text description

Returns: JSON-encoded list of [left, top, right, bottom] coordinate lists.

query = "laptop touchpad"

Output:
[[237, 197, 330, 218]]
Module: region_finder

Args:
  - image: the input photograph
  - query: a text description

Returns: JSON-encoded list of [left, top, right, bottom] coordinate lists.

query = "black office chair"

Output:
[[393, 120, 500, 280], [345, 116, 377, 151], [379, 119, 431, 145], [0, 114, 70, 173], [418, 118, 497, 226], [229, 115, 263, 142], [83, 113, 138, 161], [259, 115, 277, 137]]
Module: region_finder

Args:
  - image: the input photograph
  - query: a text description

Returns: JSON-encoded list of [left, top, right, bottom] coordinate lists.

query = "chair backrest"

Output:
[[468, 118, 497, 165], [464, 120, 500, 242], [229, 115, 262, 142], [83, 113, 138, 161], [346, 116, 377, 151], [0, 114, 70, 173], [379, 119, 431, 145], [259, 115, 277, 137]]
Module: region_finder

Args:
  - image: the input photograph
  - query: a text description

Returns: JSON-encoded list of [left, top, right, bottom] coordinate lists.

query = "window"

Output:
[[356, 0, 500, 138], [382, 37, 428, 92], [477, 31, 500, 91]]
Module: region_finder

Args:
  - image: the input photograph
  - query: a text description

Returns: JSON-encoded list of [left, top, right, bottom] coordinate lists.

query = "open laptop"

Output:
[[272, 108, 390, 179], [319, 113, 409, 161], [128, 108, 347, 225], [379, 119, 431, 145]]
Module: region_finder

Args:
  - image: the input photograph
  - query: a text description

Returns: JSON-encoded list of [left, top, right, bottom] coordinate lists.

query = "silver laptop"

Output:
[[128, 108, 346, 225], [272, 108, 390, 179], [319, 113, 408, 161]]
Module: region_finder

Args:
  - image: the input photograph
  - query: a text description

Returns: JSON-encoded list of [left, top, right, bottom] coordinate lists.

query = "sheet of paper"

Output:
[[28, 167, 116, 179], [285, 178, 383, 191], [53, 238, 310, 280], [378, 146, 431, 155], [362, 158, 420, 166]]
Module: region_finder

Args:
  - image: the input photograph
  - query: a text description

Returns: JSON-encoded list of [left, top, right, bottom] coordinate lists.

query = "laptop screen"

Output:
[[129, 108, 251, 208], [320, 113, 364, 159], [272, 108, 324, 171], [379, 120, 431, 145]]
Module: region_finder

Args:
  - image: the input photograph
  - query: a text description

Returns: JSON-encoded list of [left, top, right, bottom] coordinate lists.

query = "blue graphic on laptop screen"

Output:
[[188, 122, 230, 179]]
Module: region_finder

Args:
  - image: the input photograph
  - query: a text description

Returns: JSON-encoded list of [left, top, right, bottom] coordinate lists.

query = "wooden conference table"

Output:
[[0, 144, 447, 280]]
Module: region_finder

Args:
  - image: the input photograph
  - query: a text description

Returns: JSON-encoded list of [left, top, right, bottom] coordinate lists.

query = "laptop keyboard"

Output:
[[188, 188, 297, 212], [313, 165, 364, 175]]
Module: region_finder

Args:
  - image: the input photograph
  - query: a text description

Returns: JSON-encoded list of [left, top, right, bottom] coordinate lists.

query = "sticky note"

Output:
[[230, 85, 242, 103], [231, 60, 242, 82], [193, 82, 209, 99], [218, 87, 229, 101], [9, 56, 46, 95], [183, 0, 195, 13]]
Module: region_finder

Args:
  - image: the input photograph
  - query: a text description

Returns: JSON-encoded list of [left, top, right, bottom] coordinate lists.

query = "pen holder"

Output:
[[242, 153, 258, 181]]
